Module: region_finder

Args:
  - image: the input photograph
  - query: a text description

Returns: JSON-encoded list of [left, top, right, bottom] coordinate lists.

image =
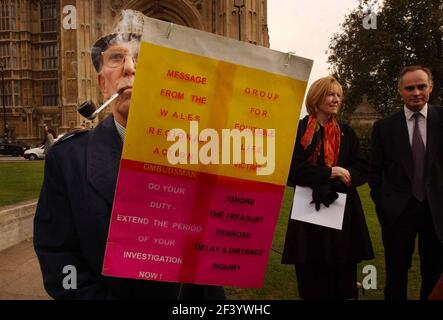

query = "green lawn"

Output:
[[0, 161, 45, 207], [0, 162, 421, 299]]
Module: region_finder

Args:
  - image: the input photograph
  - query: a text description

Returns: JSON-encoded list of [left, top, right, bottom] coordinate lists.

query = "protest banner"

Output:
[[102, 17, 312, 287]]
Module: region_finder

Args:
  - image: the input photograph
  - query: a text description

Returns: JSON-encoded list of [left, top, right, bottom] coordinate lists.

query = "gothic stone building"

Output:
[[0, 0, 269, 145]]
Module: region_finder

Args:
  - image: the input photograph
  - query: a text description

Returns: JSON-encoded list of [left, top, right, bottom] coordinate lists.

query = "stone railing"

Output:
[[0, 200, 37, 251]]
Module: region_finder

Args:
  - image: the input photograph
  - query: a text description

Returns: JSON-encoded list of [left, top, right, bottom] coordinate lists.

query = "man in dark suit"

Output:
[[33, 11, 225, 300], [369, 65, 443, 300]]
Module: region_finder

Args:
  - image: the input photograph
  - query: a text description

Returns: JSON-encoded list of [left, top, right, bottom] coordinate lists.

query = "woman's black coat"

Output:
[[282, 116, 374, 265]]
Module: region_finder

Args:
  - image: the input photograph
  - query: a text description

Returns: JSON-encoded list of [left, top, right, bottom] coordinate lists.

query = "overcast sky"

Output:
[[268, 0, 363, 112]]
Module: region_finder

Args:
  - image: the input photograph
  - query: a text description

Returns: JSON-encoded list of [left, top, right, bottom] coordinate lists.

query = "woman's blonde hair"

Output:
[[305, 76, 343, 115]]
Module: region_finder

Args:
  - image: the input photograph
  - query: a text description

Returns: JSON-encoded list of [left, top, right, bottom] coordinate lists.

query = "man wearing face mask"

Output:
[[34, 11, 225, 300]]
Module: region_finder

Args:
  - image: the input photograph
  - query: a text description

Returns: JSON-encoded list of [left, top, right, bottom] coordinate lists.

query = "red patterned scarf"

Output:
[[300, 115, 341, 167]]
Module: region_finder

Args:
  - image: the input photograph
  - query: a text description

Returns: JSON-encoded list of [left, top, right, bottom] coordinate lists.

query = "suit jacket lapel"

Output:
[[393, 111, 413, 181], [426, 105, 442, 170], [86, 115, 123, 208]]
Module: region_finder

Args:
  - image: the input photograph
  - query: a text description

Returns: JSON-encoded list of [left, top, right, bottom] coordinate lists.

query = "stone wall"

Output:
[[0, 200, 37, 252]]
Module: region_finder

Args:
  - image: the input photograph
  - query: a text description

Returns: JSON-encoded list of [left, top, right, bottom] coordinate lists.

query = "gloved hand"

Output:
[[310, 184, 339, 211], [331, 178, 348, 194]]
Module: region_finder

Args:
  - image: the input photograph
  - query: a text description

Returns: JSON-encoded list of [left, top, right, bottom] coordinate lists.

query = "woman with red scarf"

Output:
[[282, 76, 374, 299]]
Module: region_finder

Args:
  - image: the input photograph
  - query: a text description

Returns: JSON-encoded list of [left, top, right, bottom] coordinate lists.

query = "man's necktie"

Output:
[[412, 112, 425, 201]]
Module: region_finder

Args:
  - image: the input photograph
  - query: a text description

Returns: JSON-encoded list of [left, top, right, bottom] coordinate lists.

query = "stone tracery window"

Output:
[[40, 0, 56, 32], [0, 0, 18, 31], [42, 80, 58, 106], [42, 43, 57, 69], [0, 80, 19, 106]]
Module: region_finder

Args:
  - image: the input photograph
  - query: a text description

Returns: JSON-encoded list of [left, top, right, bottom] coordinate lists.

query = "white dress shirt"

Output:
[[114, 118, 126, 142]]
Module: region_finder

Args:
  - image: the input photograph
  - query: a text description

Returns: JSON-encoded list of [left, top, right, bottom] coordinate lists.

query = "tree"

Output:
[[328, 0, 443, 117]]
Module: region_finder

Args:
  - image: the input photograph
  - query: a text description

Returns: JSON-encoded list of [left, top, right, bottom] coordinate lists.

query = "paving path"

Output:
[[0, 155, 28, 162], [0, 239, 51, 300]]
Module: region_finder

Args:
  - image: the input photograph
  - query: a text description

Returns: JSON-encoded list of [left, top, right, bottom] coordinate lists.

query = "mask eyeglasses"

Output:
[[101, 48, 138, 68]]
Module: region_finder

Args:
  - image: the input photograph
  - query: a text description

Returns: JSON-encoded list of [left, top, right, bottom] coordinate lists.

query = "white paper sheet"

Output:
[[290, 186, 347, 230]]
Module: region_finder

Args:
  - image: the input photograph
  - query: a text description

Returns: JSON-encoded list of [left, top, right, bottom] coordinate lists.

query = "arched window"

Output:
[[124, 0, 204, 30]]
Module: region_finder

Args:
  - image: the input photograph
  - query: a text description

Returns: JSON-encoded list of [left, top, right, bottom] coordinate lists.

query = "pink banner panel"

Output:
[[103, 159, 284, 287]]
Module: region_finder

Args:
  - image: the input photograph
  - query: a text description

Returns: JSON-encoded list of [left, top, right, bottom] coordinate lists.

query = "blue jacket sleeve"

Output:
[[33, 150, 113, 300]]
